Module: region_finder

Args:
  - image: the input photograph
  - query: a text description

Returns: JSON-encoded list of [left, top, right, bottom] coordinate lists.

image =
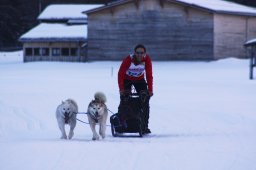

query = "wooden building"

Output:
[[84, 0, 256, 60], [19, 4, 102, 62]]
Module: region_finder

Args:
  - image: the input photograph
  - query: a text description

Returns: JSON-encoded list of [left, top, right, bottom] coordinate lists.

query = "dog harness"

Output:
[[88, 112, 99, 123], [64, 112, 71, 124]]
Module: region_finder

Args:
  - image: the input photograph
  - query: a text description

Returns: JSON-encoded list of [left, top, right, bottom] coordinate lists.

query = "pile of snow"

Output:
[[0, 51, 256, 170], [0, 51, 23, 64]]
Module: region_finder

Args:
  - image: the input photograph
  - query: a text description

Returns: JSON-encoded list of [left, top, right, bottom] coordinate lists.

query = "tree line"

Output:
[[0, 0, 112, 50], [226, 0, 256, 6], [0, 0, 255, 50]]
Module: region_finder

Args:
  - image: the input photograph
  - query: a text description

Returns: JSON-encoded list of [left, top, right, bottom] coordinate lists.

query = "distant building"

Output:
[[84, 0, 256, 60], [19, 4, 102, 62]]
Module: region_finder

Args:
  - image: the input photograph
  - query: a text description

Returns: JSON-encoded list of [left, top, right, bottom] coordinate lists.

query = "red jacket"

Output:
[[118, 54, 153, 93]]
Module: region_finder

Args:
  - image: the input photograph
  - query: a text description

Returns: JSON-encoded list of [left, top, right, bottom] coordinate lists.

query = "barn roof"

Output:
[[19, 23, 87, 42], [174, 0, 256, 16], [38, 4, 103, 21], [84, 0, 256, 17], [244, 39, 256, 47]]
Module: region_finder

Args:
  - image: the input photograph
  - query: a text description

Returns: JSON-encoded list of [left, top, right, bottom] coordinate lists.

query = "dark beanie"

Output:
[[134, 44, 146, 52]]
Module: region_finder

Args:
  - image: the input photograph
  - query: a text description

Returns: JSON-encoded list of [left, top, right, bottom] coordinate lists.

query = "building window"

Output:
[[61, 48, 69, 56], [52, 48, 60, 56], [41, 48, 49, 56], [34, 48, 40, 56], [70, 48, 78, 56], [25, 48, 33, 56]]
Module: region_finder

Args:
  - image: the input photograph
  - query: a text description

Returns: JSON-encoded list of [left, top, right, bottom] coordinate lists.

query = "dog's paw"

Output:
[[68, 132, 74, 139], [92, 135, 100, 140], [100, 133, 105, 139], [61, 135, 67, 139]]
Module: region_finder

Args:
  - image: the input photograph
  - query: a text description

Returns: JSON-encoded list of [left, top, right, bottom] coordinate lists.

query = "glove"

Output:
[[119, 90, 125, 96], [149, 91, 153, 97]]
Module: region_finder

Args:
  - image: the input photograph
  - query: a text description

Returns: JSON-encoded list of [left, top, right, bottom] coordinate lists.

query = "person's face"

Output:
[[135, 47, 145, 62]]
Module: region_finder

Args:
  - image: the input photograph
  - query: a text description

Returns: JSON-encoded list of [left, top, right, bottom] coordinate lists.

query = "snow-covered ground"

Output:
[[0, 51, 256, 170]]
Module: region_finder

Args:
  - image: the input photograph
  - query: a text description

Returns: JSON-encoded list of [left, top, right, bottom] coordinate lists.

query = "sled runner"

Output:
[[110, 91, 149, 137]]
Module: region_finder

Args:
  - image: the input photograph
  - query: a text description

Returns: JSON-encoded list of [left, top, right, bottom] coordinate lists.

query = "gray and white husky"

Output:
[[87, 92, 108, 140], [56, 99, 78, 139]]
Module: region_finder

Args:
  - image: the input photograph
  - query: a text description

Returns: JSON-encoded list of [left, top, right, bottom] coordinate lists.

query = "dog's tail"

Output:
[[94, 92, 107, 103], [66, 98, 78, 111]]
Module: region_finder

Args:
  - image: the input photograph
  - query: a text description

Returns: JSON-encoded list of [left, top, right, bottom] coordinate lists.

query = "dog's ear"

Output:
[[89, 100, 94, 105]]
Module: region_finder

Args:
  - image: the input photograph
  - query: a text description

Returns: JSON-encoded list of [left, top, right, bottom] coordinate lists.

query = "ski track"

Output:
[[0, 132, 254, 170]]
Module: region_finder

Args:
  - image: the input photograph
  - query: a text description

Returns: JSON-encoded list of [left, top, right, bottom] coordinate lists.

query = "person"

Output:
[[118, 44, 153, 134]]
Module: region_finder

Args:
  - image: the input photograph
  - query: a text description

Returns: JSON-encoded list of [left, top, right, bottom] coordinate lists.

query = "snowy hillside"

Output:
[[0, 51, 256, 170]]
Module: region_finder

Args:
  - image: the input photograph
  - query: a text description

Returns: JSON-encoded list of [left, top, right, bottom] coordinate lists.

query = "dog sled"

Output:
[[110, 91, 149, 137]]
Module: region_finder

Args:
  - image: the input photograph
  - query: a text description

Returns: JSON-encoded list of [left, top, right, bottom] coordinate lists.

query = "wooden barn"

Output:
[[84, 0, 256, 60], [19, 4, 102, 62]]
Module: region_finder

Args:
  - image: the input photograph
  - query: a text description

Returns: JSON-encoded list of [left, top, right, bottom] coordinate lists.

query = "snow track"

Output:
[[0, 51, 256, 170]]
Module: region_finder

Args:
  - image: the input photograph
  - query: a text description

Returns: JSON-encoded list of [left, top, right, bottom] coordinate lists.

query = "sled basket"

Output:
[[110, 93, 148, 137]]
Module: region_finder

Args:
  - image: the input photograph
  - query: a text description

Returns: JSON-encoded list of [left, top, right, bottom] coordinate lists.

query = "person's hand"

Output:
[[149, 91, 153, 97], [119, 90, 125, 96]]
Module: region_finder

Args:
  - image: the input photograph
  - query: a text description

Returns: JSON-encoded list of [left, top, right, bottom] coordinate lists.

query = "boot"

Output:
[[143, 102, 151, 134], [143, 128, 151, 134]]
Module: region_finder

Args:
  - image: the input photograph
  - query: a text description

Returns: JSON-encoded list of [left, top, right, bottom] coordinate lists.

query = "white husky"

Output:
[[87, 92, 108, 140], [56, 99, 78, 139]]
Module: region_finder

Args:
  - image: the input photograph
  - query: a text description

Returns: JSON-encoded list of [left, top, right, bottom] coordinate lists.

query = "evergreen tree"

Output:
[[0, 0, 22, 49], [226, 0, 256, 7]]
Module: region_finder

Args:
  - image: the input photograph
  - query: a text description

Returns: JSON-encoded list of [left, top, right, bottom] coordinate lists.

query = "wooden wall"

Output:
[[87, 0, 214, 61], [23, 41, 87, 62], [214, 14, 248, 59], [247, 17, 256, 41]]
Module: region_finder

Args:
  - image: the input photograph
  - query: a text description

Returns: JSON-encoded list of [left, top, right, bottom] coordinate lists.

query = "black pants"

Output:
[[123, 79, 148, 94], [120, 79, 150, 129]]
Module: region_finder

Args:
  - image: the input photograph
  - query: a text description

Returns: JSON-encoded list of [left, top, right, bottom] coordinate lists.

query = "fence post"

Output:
[[250, 47, 254, 79]]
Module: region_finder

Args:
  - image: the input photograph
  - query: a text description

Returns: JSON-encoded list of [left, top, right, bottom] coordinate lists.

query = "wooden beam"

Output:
[[159, 0, 165, 8], [133, 0, 139, 9], [109, 7, 115, 15]]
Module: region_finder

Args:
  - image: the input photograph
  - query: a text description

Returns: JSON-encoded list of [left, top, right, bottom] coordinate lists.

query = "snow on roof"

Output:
[[176, 0, 256, 16], [244, 39, 256, 47], [19, 23, 87, 42], [85, 0, 256, 16], [38, 4, 103, 20], [67, 19, 88, 24]]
